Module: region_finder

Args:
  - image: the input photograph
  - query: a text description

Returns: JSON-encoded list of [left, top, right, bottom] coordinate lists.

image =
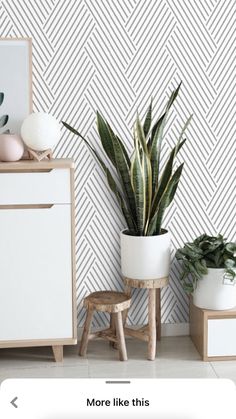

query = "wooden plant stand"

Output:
[[123, 276, 168, 361], [79, 291, 131, 361]]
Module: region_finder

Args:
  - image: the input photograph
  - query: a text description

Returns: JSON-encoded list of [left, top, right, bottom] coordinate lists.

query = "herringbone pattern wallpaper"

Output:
[[1, 0, 235, 326]]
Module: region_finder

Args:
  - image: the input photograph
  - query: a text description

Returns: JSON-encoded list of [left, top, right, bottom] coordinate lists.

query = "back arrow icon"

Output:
[[10, 397, 18, 408]]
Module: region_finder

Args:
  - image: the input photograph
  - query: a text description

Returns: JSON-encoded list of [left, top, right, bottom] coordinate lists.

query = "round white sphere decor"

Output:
[[21, 112, 61, 151]]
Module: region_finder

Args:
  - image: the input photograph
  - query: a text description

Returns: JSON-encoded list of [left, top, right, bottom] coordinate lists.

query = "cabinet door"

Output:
[[0, 205, 73, 341]]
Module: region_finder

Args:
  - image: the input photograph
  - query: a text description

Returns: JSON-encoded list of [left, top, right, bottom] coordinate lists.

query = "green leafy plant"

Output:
[[62, 83, 191, 236], [0, 93, 9, 133], [176, 234, 236, 293]]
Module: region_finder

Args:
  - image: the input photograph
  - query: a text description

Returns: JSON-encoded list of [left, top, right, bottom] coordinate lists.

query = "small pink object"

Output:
[[0, 134, 24, 161]]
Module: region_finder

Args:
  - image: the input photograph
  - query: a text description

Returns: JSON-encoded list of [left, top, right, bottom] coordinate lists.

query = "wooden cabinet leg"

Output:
[[156, 288, 161, 341], [79, 308, 94, 357], [114, 311, 128, 361], [52, 345, 63, 362], [148, 289, 156, 361]]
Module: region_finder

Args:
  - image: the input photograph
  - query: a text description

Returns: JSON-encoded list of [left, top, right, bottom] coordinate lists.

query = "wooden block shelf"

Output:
[[190, 298, 236, 361]]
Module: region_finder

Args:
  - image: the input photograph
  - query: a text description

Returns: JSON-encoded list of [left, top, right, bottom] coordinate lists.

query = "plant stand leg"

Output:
[[52, 345, 63, 362], [110, 313, 116, 348], [156, 288, 161, 341], [79, 308, 94, 357], [114, 311, 128, 361], [148, 289, 156, 360], [122, 284, 132, 326]]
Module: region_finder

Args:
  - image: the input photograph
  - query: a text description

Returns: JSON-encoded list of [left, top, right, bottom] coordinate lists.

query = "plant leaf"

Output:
[[147, 163, 184, 235], [150, 139, 186, 218], [131, 140, 145, 234], [0, 93, 4, 106], [135, 114, 148, 154], [96, 112, 116, 166], [150, 83, 181, 195], [62, 121, 136, 232], [143, 98, 152, 137], [0, 115, 8, 128]]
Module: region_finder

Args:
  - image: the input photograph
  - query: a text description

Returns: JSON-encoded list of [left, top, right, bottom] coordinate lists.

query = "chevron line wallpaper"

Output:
[[1, 0, 235, 327]]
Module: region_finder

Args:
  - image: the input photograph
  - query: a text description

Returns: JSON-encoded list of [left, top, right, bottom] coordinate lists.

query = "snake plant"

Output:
[[0, 93, 9, 133], [62, 83, 191, 236], [176, 234, 236, 293]]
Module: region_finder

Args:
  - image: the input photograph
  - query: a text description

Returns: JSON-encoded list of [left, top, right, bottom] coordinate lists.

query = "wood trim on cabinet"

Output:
[[0, 159, 74, 172], [0, 338, 77, 349], [0, 204, 54, 210]]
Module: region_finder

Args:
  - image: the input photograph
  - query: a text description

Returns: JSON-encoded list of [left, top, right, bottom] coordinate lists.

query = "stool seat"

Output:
[[80, 290, 131, 361], [84, 291, 131, 313]]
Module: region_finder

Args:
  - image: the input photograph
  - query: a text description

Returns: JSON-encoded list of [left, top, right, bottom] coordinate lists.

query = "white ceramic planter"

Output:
[[193, 268, 236, 310], [120, 229, 171, 280]]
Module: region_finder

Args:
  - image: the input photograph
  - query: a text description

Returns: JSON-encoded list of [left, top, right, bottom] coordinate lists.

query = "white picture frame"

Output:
[[0, 38, 32, 135]]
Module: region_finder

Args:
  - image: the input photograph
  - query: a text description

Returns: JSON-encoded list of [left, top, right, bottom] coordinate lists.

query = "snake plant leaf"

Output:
[[150, 83, 181, 194], [147, 163, 184, 235], [143, 98, 152, 137], [0, 115, 8, 128], [0, 93, 4, 106], [143, 152, 152, 234], [150, 139, 186, 218], [107, 124, 137, 223], [131, 143, 145, 235], [97, 112, 116, 166], [62, 121, 136, 231], [105, 119, 131, 169], [105, 167, 136, 233], [135, 114, 148, 154], [173, 115, 192, 161]]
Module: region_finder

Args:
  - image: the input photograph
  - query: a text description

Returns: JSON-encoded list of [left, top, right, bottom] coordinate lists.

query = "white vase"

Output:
[[120, 229, 171, 280], [193, 268, 236, 310]]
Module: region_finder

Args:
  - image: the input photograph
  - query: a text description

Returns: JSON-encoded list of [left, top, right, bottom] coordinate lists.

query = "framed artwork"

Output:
[[0, 38, 32, 135]]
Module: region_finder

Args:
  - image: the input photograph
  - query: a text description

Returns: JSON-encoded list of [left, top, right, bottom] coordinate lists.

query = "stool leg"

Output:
[[79, 308, 94, 357], [148, 289, 156, 361], [114, 311, 128, 361], [110, 313, 116, 348], [156, 288, 161, 341]]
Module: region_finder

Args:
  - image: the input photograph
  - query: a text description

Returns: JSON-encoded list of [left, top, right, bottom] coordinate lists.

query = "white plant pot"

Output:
[[120, 229, 171, 280], [193, 268, 236, 310]]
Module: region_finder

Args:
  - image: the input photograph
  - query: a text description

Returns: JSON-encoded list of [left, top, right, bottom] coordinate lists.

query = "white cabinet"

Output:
[[0, 159, 77, 361], [190, 298, 236, 361]]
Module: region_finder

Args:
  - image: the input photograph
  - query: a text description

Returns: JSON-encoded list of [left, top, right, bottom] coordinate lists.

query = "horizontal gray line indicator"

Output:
[[105, 381, 131, 384]]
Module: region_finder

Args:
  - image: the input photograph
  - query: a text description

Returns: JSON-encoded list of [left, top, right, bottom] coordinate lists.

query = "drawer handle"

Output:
[[0, 204, 54, 210]]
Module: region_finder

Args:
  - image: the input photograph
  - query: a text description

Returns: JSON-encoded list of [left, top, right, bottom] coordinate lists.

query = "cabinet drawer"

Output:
[[0, 169, 71, 204]]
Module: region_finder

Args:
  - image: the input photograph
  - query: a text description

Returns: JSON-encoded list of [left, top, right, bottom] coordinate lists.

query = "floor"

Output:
[[0, 336, 236, 383]]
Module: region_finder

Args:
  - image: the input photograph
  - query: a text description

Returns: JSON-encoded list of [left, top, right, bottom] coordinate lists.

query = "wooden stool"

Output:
[[123, 277, 168, 361], [79, 291, 131, 361]]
